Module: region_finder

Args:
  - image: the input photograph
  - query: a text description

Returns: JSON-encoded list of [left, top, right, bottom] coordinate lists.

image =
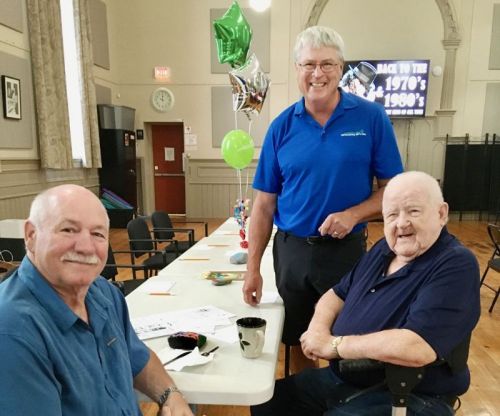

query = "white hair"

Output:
[[28, 185, 110, 228], [28, 188, 58, 228], [294, 26, 345, 63], [384, 171, 445, 206]]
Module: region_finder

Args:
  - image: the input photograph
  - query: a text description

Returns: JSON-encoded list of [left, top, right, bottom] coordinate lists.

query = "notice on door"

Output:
[[164, 147, 175, 161]]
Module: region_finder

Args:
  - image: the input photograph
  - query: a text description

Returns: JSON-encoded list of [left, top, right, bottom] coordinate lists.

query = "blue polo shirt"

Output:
[[331, 228, 481, 395], [253, 90, 403, 237], [0, 258, 150, 416]]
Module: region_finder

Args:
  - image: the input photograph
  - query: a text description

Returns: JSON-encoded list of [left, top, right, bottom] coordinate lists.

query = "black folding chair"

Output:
[[126, 217, 178, 279], [151, 211, 209, 252], [151, 210, 196, 255], [480, 223, 500, 312], [102, 244, 148, 296]]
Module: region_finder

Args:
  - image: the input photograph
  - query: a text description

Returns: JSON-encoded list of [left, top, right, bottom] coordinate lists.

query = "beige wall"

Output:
[[1, 0, 499, 218], [0, 1, 99, 220], [98, 1, 500, 208]]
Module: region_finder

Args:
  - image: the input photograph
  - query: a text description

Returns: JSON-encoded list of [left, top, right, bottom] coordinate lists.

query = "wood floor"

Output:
[[110, 219, 500, 416]]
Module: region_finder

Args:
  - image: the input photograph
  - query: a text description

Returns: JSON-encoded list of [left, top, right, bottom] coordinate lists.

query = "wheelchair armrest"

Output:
[[338, 358, 426, 409], [385, 364, 426, 408], [339, 358, 384, 373]]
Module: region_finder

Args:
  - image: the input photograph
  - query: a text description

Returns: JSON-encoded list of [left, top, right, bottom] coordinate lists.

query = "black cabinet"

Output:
[[98, 128, 137, 209], [97, 105, 137, 225]]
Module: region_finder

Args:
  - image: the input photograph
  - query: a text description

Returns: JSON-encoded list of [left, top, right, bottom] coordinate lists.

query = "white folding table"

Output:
[[126, 218, 283, 405]]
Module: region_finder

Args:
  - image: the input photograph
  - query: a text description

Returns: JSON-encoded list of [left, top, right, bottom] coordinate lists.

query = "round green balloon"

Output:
[[221, 130, 254, 169]]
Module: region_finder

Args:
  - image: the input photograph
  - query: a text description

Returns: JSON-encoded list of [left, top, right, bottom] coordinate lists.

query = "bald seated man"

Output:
[[252, 171, 481, 416], [0, 185, 193, 416]]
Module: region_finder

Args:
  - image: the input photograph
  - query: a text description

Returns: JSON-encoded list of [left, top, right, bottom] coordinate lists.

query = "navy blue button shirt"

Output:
[[331, 228, 480, 396], [0, 258, 150, 415]]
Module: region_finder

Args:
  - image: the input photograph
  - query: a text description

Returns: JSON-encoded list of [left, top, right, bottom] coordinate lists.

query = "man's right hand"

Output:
[[242, 270, 263, 306]]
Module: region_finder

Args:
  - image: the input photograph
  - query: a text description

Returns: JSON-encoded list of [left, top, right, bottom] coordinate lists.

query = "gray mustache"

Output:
[[61, 252, 99, 265]]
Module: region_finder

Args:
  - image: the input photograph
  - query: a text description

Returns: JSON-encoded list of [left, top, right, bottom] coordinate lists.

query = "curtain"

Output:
[[74, 0, 101, 168], [27, 0, 73, 169]]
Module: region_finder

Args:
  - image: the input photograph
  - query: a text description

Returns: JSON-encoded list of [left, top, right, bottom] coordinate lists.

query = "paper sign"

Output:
[[164, 147, 175, 161]]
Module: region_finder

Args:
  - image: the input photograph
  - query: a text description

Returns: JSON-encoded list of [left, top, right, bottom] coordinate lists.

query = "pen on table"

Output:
[[205, 346, 219, 354], [149, 292, 175, 296], [163, 345, 220, 366], [163, 350, 192, 365], [179, 258, 210, 261]]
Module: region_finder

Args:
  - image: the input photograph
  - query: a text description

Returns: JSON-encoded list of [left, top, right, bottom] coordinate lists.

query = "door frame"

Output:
[[152, 122, 186, 214], [141, 121, 186, 216]]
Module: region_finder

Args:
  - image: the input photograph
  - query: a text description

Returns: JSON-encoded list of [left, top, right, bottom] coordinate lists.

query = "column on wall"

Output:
[[440, 39, 461, 110]]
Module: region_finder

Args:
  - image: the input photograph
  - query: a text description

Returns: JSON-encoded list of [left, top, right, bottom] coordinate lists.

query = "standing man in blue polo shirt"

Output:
[[0, 185, 193, 416], [242, 25, 403, 373], [251, 171, 481, 416]]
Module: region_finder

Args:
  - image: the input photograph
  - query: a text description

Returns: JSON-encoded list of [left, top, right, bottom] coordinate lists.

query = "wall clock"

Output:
[[151, 87, 174, 112]]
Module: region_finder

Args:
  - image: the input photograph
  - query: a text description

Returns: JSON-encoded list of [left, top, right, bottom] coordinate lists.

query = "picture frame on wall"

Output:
[[1, 75, 21, 120]]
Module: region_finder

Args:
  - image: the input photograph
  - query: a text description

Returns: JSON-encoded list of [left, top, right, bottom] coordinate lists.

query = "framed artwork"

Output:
[[1, 75, 21, 120]]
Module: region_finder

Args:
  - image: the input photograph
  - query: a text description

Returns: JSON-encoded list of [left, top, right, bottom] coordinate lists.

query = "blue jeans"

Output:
[[251, 367, 454, 416]]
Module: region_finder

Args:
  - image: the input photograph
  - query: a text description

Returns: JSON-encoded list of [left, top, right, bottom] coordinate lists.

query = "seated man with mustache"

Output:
[[0, 185, 193, 416]]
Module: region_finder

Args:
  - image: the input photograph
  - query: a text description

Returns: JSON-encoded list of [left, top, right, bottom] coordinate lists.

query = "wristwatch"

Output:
[[330, 336, 344, 359], [157, 386, 181, 408]]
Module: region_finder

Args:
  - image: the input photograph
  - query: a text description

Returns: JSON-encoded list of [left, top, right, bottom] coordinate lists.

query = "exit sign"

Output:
[[154, 66, 171, 81]]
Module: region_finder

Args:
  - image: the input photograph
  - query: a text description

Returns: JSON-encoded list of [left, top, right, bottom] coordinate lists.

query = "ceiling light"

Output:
[[249, 0, 271, 12]]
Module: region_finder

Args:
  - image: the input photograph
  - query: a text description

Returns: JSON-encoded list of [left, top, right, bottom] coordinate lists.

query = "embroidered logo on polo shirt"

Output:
[[340, 130, 367, 137]]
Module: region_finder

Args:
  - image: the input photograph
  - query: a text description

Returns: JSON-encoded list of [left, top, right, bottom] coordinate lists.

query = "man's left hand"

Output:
[[300, 328, 335, 361], [160, 393, 194, 416], [318, 211, 357, 239]]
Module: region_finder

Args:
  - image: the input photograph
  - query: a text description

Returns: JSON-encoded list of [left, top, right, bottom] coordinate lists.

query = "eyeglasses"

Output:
[[297, 62, 340, 73]]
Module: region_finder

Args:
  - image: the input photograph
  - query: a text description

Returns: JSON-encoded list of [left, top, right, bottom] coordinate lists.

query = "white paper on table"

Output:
[[131, 305, 236, 340], [157, 348, 190, 365], [163, 347, 215, 371], [210, 323, 238, 344], [260, 291, 282, 304], [138, 280, 175, 294], [131, 315, 176, 340], [263, 249, 273, 257]]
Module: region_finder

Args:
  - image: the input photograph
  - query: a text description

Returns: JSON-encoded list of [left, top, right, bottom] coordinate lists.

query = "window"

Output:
[[60, 0, 86, 165]]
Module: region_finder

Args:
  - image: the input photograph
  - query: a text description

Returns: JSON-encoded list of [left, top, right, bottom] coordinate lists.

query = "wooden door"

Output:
[[152, 123, 185, 214]]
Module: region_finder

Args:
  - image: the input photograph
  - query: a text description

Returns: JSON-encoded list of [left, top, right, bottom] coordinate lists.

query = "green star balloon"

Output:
[[213, 1, 252, 68]]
